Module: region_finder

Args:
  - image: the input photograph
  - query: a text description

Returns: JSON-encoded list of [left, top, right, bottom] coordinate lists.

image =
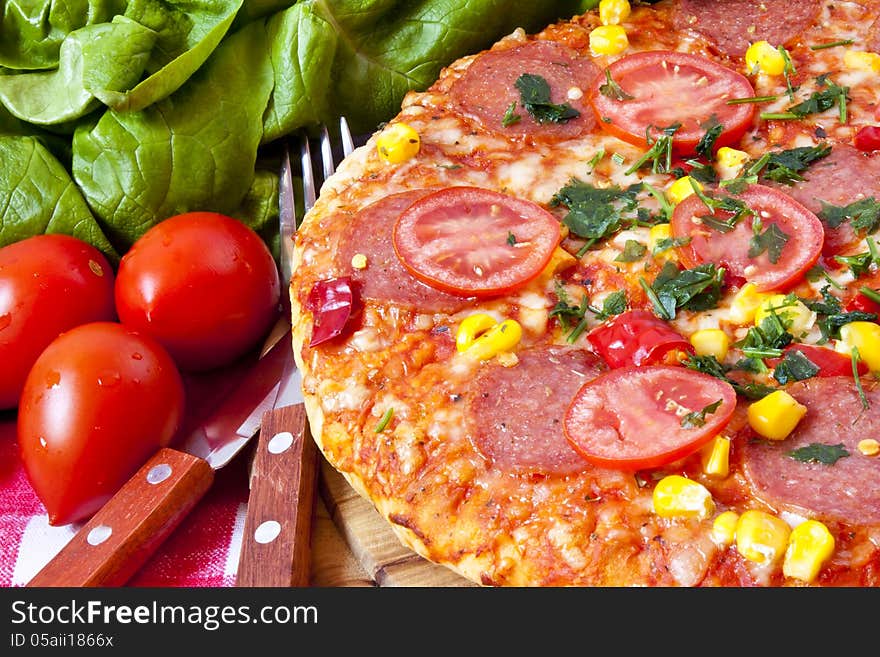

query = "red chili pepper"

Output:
[[586, 309, 694, 369], [765, 343, 868, 377], [305, 276, 358, 347], [845, 287, 880, 315], [854, 125, 880, 152]]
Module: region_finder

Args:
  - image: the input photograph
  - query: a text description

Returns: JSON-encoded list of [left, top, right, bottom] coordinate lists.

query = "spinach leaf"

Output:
[[772, 349, 820, 385], [643, 261, 725, 320], [756, 144, 832, 185], [0, 135, 117, 260], [550, 178, 640, 245]]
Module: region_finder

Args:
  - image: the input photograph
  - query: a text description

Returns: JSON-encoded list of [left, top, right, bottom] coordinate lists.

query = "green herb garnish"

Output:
[[748, 221, 790, 264], [625, 123, 680, 175], [642, 261, 724, 320], [852, 346, 870, 410], [681, 399, 723, 429], [752, 144, 833, 185], [502, 101, 521, 127], [760, 75, 849, 123], [694, 116, 723, 159], [598, 68, 634, 101], [374, 407, 394, 433], [684, 354, 775, 400], [772, 349, 820, 385], [787, 442, 850, 465], [550, 179, 640, 251], [514, 73, 580, 124], [506, 231, 517, 246], [818, 197, 880, 233], [809, 39, 854, 51], [652, 235, 691, 255], [615, 239, 647, 262]]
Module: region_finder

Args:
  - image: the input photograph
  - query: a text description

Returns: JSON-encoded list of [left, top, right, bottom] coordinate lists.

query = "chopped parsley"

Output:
[[641, 261, 725, 321], [514, 73, 580, 124], [586, 147, 606, 172], [684, 354, 775, 400], [736, 311, 794, 360], [550, 179, 640, 252], [852, 346, 871, 410], [550, 282, 626, 342], [760, 75, 850, 124], [625, 123, 680, 175], [748, 220, 790, 264], [374, 407, 394, 433], [680, 399, 723, 429], [753, 144, 833, 185], [772, 349, 820, 385], [690, 184, 755, 233], [652, 235, 691, 255], [598, 68, 634, 101], [801, 286, 878, 343], [501, 101, 521, 127], [726, 95, 778, 105], [694, 117, 723, 159], [787, 442, 850, 465], [809, 39, 854, 51], [818, 197, 880, 234], [591, 290, 628, 321], [506, 231, 517, 246], [615, 239, 647, 262], [834, 241, 879, 278]]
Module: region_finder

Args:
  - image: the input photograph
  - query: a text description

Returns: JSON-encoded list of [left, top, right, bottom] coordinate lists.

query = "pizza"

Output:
[[289, 0, 880, 586]]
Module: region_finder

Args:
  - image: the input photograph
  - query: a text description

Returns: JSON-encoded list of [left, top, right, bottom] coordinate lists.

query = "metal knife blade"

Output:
[[235, 140, 316, 587]]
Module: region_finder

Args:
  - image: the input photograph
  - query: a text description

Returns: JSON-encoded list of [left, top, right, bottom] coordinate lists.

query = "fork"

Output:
[[235, 117, 354, 587]]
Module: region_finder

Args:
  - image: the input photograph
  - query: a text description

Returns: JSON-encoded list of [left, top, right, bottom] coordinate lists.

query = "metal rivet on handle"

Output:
[[267, 431, 294, 455], [254, 520, 282, 544], [146, 463, 172, 485], [87, 525, 113, 546]]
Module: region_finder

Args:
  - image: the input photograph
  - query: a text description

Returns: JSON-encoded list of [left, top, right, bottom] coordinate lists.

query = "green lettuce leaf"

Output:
[[72, 17, 276, 249], [0, 135, 117, 260]]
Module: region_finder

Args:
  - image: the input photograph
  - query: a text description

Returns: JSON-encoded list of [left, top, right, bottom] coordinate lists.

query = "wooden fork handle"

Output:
[[236, 403, 318, 587], [28, 448, 214, 587]]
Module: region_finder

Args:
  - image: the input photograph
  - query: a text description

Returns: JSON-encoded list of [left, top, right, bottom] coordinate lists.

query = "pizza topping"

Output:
[[588, 25, 629, 56], [743, 376, 880, 524], [586, 308, 693, 368], [641, 261, 725, 320], [651, 475, 714, 520], [589, 50, 756, 154], [672, 183, 823, 291], [563, 365, 737, 470], [701, 435, 731, 477], [854, 126, 880, 152], [467, 346, 602, 475], [760, 75, 850, 124], [752, 144, 833, 186], [745, 41, 787, 77], [449, 39, 599, 141], [599, 0, 631, 25], [782, 520, 836, 584], [836, 321, 880, 372], [376, 122, 421, 164], [305, 276, 358, 347], [673, 0, 821, 57], [514, 74, 580, 124], [455, 313, 522, 361], [392, 186, 560, 297], [734, 510, 790, 567], [689, 328, 730, 362], [336, 190, 471, 313]]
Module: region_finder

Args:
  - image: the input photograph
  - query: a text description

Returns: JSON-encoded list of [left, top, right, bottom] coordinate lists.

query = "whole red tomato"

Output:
[[114, 212, 280, 371], [0, 234, 116, 409], [18, 322, 185, 526]]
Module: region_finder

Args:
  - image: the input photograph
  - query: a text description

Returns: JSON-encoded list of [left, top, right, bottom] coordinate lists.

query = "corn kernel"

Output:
[[701, 436, 731, 477], [745, 41, 786, 76], [690, 328, 730, 361], [350, 253, 367, 270], [652, 475, 715, 519], [783, 520, 835, 583], [456, 314, 522, 361], [712, 511, 739, 546], [376, 122, 420, 164], [735, 510, 791, 565], [599, 0, 631, 25], [843, 49, 880, 73], [836, 321, 880, 372], [716, 147, 749, 169], [728, 283, 772, 325], [589, 25, 629, 56], [857, 438, 880, 456], [667, 176, 701, 205], [754, 294, 817, 337], [748, 390, 808, 441]]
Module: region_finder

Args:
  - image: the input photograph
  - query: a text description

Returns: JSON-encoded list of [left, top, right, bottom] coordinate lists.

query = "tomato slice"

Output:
[[589, 50, 756, 154], [586, 309, 694, 368], [563, 365, 737, 470], [392, 187, 560, 297], [671, 183, 823, 291], [765, 344, 869, 377]]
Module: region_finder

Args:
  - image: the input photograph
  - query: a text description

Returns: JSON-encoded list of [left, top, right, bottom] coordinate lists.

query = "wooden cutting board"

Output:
[[315, 459, 475, 587]]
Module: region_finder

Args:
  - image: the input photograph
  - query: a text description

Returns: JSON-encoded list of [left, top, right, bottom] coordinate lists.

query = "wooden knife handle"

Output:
[[236, 403, 317, 587], [28, 448, 214, 587]]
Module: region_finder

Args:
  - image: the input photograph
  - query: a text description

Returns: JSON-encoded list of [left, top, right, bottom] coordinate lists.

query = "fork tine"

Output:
[[340, 116, 354, 157], [299, 132, 317, 214], [319, 124, 335, 181]]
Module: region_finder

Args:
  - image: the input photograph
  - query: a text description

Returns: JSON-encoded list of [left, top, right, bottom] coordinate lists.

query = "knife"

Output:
[[234, 140, 317, 587], [25, 324, 292, 587]]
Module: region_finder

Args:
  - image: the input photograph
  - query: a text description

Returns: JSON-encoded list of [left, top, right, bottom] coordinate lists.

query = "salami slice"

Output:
[[335, 190, 472, 313], [777, 144, 880, 257], [449, 40, 599, 141], [743, 377, 880, 524], [673, 0, 820, 57], [466, 346, 604, 475], [869, 17, 880, 54]]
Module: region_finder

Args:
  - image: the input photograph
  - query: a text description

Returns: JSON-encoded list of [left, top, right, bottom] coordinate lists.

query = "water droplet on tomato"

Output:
[[0, 314, 11, 331], [39, 436, 47, 449], [131, 352, 143, 360], [97, 371, 121, 387], [45, 370, 61, 388]]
